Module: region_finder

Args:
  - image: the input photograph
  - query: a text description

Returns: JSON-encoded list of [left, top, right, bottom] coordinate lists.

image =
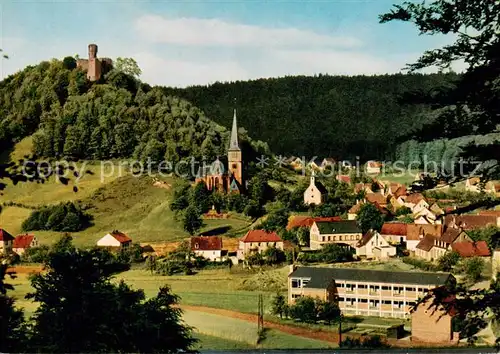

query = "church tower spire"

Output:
[[229, 109, 240, 151], [228, 104, 243, 192]]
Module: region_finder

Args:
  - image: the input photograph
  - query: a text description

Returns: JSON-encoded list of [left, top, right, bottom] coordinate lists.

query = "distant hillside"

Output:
[[162, 73, 460, 160]]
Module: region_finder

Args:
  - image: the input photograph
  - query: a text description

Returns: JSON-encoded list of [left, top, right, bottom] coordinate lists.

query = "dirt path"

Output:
[[180, 304, 463, 348], [181, 304, 351, 345]]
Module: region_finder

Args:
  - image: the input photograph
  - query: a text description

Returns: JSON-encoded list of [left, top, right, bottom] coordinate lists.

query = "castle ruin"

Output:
[[76, 44, 113, 81]]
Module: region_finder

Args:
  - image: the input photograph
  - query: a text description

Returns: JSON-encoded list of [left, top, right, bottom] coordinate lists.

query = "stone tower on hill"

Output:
[[76, 44, 113, 81]]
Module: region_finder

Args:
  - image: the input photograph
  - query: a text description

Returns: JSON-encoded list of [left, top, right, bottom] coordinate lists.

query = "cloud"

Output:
[[134, 15, 362, 49], [133, 51, 250, 87]]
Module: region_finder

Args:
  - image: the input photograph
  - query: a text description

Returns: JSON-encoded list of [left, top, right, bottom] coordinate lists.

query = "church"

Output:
[[195, 109, 244, 193]]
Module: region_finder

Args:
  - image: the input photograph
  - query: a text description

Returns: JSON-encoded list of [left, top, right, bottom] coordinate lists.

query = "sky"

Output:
[[0, 0, 464, 88]]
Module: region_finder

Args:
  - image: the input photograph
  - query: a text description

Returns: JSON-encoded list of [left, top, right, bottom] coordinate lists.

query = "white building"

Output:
[[190, 236, 225, 262], [303, 173, 327, 206], [356, 230, 396, 260], [97, 230, 132, 249]]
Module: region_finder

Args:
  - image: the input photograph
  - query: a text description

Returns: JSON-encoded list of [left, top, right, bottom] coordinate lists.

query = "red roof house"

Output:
[[380, 223, 408, 236], [336, 175, 351, 184], [12, 234, 38, 255], [238, 230, 284, 260], [451, 241, 491, 258], [97, 230, 132, 248], [191, 236, 222, 251], [286, 216, 342, 230], [240, 230, 282, 243]]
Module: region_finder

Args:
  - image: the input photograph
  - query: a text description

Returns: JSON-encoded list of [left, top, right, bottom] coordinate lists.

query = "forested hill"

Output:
[[163, 73, 459, 160], [0, 58, 270, 165]]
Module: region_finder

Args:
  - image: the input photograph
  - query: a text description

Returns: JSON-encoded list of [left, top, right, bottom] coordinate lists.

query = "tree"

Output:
[[182, 205, 204, 236], [289, 296, 317, 323], [262, 246, 286, 265], [356, 203, 384, 234], [317, 300, 340, 325], [114, 57, 142, 78], [459, 257, 485, 284], [0, 264, 27, 353], [271, 293, 287, 319], [437, 251, 460, 272], [26, 247, 196, 353], [380, 0, 500, 182]]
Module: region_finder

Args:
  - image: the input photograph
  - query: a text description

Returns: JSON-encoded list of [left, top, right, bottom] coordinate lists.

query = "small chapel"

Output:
[[195, 109, 244, 193]]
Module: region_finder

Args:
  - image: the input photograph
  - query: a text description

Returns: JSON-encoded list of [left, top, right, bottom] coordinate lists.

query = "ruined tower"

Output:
[[228, 109, 243, 188], [87, 44, 102, 81]]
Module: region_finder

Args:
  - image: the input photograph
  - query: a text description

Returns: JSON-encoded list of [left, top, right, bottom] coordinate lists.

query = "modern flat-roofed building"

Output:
[[288, 266, 454, 319]]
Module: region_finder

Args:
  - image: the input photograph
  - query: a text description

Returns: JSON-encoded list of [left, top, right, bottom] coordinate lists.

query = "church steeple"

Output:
[[229, 109, 240, 151], [227, 104, 243, 191]]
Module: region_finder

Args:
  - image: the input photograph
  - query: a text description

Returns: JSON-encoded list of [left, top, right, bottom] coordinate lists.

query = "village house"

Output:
[[415, 226, 472, 261], [485, 181, 500, 197], [355, 230, 396, 260], [309, 220, 362, 250], [320, 158, 335, 170], [97, 230, 132, 249], [413, 207, 440, 225], [411, 294, 459, 344], [237, 230, 283, 260], [354, 183, 374, 194], [404, 193, 429, 211], [385, 183, 407, 198], [12, 234, 38, 256], [303, 173, 327, 206], [366, 161, 382, 174], [406, 224, 443, 251], [365, 192, 388, 207], [348, 202, 363, 220], [465, 177, 481, 193], [380, 223, 408, 244], [286, 216, 341, 231], [190, 236, 226, 262], [451, 240, 491, 259], [290, 157, 304, 170], [0, 229, 14, 254], [444, 214, 500, 230], [288, 266, 454, 319], [336, 175, 351, 184]]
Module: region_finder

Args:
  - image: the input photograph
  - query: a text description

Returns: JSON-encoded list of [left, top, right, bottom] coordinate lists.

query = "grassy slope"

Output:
[[1, 139, 251, 247]]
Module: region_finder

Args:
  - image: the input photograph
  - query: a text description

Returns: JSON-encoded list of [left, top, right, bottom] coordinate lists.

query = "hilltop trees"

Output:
[[163, 73, 457, 160]]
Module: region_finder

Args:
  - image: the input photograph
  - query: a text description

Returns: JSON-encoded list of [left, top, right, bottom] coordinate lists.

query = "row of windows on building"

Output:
[[249, 242, 278, 247], [313, 234, 361, 242], [340, 298, 416, 308], [290, 279, 430, 294], [337, 283, 430, 293]]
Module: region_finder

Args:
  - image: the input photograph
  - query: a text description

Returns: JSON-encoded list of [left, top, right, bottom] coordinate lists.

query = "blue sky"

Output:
[[0, 0, 461, 87]]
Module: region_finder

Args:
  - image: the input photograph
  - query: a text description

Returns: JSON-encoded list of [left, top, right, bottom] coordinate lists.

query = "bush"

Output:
[[299, 244, 353, 264], [22, 202, 92, 232], [21, 246, 50, 263], [340, 335, 390, 349], [402, 257, 439, 271]]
